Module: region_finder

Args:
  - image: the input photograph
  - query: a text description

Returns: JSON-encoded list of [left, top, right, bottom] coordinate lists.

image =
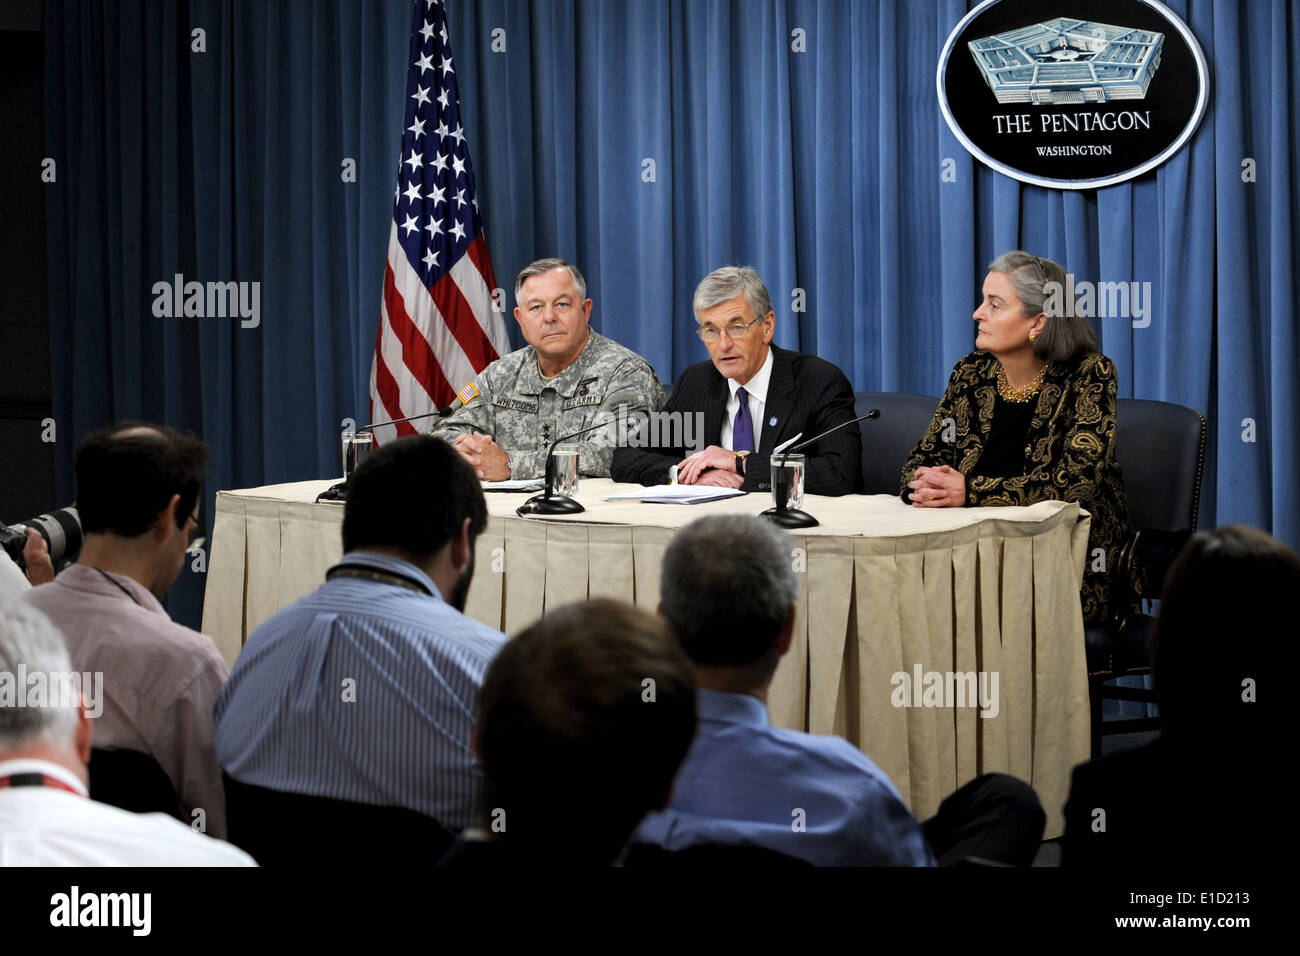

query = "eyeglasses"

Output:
[[695, 315, 763, 344], [186, 508, 204, 552]]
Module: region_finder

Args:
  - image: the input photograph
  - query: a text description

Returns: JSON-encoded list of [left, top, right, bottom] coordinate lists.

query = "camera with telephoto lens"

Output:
[[0, 506, 83, 569]]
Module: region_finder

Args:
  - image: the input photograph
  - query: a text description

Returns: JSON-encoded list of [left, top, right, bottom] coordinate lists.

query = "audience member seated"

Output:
[[0, 604, 254, 865], [439, 599, 705, 867], [19, 422, 229, 837], [1063, 525, 1288, 869], [214, 435, 506, 857], [636, 514, 1046, 866]]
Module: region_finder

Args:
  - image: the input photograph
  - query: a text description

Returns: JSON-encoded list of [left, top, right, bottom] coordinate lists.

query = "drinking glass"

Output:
[[771, 453, 805, 511], [552, 445, 580, 498], [342, 430, 374, 481]]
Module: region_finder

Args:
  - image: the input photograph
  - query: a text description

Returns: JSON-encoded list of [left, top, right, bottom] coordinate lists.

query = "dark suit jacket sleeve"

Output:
[[746, 358, 861, 496], [609, 378, 693, 485]]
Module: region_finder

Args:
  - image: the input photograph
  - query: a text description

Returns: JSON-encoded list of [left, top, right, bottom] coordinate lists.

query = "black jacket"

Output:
[[611, 345, 862, 496]]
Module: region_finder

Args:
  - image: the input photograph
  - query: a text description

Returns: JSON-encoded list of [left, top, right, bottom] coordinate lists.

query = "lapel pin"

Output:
[[769, 416, 778, 427]]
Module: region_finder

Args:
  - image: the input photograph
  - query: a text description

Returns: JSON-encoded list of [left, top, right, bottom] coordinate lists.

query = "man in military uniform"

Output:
[[432, 258, 664, 479]]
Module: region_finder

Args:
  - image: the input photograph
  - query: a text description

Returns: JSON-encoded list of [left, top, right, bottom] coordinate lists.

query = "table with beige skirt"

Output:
[[201, 477, 1092, 838]]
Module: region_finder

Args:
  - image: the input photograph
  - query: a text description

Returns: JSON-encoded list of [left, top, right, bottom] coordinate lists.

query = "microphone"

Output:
[[516, 419, 612, 517], [760, 409, 880, 529], [360, 382, 482, 433], [317, 384, 482, 501]]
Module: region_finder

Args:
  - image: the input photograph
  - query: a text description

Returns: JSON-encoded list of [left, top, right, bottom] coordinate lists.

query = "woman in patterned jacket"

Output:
[[900, 250, 1138, 626]]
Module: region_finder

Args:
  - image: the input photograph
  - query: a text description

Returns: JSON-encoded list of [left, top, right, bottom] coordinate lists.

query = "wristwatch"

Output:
[[735, 451, 751, 476]]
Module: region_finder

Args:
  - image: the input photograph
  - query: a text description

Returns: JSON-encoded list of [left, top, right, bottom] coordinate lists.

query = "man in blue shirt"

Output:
[[637, 515, 1044, 866], [214, 436, 506, 839]]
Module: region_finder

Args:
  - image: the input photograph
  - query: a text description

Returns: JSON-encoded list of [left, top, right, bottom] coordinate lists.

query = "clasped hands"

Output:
[[907, 465, 966, 508], [675, 445, 745, 489], [452, 432, 511, 481]]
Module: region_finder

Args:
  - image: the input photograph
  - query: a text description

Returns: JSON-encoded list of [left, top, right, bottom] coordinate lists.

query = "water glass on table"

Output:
[[342, 430, 374, 481], [551, 445, 580, 498], [771, 453, 805, 511]]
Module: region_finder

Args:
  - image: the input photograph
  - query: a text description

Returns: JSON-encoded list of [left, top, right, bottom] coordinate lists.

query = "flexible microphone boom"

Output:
[[760, 409, 880, 529], [515, 419, 612, 517], [316, 384, 482, 501], [360, 382, 481, 433]]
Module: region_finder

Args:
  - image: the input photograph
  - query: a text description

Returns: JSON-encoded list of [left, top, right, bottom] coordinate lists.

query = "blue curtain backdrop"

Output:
[[44, 0, 1299, 629]]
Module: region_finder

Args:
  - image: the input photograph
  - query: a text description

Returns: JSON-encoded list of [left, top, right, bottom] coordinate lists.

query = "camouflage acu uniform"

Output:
[[431, 330, 664, 478]]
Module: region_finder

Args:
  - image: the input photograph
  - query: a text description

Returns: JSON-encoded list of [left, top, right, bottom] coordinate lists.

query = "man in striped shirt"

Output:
[[213, 436, 505, 835]]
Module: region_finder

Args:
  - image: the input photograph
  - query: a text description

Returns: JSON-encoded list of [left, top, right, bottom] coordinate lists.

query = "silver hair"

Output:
[[988, 250, 1099, 362], [514, 258, 587, 305], [692, 266, 773, 326], [660, 515, 797, 666], [0, 604, 80, 749]]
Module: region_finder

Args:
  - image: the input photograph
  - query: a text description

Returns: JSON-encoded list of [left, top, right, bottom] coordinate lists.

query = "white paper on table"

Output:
[[483, 479, 546, 492], [603, 485, 746, 505]]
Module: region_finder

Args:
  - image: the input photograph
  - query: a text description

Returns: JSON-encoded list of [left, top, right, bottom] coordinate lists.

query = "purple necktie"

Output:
[[733, 386, 755, 452]]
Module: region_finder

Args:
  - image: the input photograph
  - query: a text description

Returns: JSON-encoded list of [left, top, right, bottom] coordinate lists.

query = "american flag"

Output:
[[369, 0, 510, 445]]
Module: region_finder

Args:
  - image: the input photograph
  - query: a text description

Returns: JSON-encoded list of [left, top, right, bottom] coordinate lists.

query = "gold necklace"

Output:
[[997, 364, 1047, 403]]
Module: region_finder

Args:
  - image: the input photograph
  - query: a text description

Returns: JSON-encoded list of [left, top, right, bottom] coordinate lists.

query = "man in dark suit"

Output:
[[611, 267, 862, 495]]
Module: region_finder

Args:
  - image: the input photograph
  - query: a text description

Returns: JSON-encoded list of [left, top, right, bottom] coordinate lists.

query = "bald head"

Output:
[[74, 421, 209, 538], [114, 425, 164, 440]]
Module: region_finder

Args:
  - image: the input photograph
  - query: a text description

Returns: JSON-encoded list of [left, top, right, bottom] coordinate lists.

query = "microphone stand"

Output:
[[316, 404, 465, 502], [516, 420, 612, 517], [760, 409, 879, 529]]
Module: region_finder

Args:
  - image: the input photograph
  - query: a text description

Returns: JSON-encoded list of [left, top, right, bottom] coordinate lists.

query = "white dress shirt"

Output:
[[0, 552, 30, 606], [0, 759, 255, 866], [720, 347, 774, 451]]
